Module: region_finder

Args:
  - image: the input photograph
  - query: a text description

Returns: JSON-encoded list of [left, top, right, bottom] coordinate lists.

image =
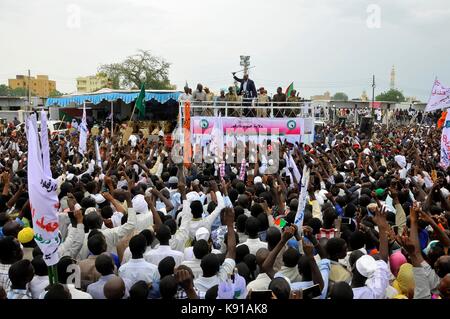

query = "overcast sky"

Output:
[[1, 0, 449, 100]]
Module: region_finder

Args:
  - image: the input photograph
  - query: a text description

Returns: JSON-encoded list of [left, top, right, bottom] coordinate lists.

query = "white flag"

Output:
[[425, 79, 450, 112], [26, 113, 60, 266], [294, 165, 310, 229], [284, 152, 301, 188], [79, 102, 88, 155], [440, 111, 450, 169]]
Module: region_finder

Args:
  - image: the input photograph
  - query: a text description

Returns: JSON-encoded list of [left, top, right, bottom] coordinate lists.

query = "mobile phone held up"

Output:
[[302, 284, 321, 299]]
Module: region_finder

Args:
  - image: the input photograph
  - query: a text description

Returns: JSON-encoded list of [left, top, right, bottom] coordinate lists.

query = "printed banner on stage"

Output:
[[426, 79, 450, 112], [440, 111, 450, 169], [191, 117, 313, 145], [26, 112, 60, 266]]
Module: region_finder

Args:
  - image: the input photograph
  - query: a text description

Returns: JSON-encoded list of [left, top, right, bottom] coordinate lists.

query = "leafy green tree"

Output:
[[9, 87, 28, 96], [49, 90, 64, 97], [376, 89, 405, 102], [98, 50, 174, 90], [0, 84, 10, 96], [332, 92, 348, 101]]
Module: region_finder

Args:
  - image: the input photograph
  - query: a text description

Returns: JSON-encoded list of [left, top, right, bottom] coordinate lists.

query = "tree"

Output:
[[98, 50, 174, 90], [332, 92, 348, 101], [0, 84, 9, 96], [9, 87, 28, 97], [49, 90, 64, 97], [376, 89, 405, 102]]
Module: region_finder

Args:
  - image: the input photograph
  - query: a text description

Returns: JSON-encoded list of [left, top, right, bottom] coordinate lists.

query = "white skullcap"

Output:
[[186, 191, 201, 203], [356, 255, 378, 278], [394, 155, 406, 169], [85, 207, 97, 215], [253, 176, 263, 184], [195, 227, 210, 241], [93, 194, 106, 204]]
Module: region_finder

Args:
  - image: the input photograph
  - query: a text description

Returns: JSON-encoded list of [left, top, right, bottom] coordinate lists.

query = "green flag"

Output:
[[135, 84, 146, 118], [285, 82, 294, 97]]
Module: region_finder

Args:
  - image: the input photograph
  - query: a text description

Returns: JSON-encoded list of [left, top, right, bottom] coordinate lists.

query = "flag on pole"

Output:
[[78, 102, 88, 155], [285, 82, 294, 97], [425, 78, 450, 112], [438, 111, 448, 129], [183, 100, 192, 167], [440, 111, 450, 169], [26, 112, 60, 266], [274, 218, 288, 228], [135, 83, 146, 118], [294, 165, 310, 229], [284, 152, 301, 188]]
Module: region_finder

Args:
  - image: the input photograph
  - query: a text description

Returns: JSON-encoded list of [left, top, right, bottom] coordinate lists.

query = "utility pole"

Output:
[[27, 69, 31, 113], [371, 74, 375, 117]]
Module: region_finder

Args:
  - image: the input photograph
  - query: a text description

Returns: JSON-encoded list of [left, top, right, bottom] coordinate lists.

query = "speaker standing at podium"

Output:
[[233, 73, 257, 117]]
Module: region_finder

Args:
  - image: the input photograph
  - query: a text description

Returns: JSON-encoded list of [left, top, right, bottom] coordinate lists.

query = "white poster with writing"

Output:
[[26, 113, 60, 266], [425, 79, 450, 112], [440, 111, 450, 169]]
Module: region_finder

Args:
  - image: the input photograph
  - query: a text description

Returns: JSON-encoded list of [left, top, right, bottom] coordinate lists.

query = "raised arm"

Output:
[[224, 207, 236, 260], [261, 226, 295, 278]]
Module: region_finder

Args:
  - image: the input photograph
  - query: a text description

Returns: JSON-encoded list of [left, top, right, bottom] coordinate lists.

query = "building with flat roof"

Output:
[[8, 74, 56, 98], [76, 73, 111, 93]]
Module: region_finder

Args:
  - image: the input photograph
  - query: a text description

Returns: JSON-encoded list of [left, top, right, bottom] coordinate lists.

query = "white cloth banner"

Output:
[[440, 111, 450, 169], [79, 102, 88, 155], [294, 165, 310, 229], [26, 113, 60, 266], [425, 79, 450, 112], [284, 152, 301, 188]]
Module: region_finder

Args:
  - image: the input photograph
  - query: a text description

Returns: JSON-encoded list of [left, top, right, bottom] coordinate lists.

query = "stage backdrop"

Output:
[[190, 117, 314, 146]]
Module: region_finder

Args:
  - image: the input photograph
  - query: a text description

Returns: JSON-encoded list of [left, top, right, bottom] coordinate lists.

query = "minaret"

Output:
[[390, 65, 396, 89]]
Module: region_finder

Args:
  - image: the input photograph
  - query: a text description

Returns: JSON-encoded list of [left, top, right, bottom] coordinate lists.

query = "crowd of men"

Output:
[[0, 106, 449, 300]]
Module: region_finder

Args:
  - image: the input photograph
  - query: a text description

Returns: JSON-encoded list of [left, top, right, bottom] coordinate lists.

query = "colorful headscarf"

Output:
[[392, 263, 415, 299], [390, 251, 407, 277]]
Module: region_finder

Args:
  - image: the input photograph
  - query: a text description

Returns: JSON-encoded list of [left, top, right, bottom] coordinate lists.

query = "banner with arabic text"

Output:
[[26, 113, 60, 266], [191, 117, 314, 145], [425, 79, 450, 112]]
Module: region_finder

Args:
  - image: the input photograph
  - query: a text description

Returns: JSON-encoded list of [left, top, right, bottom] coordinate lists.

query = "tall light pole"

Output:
[[240, 55, 250, 76]]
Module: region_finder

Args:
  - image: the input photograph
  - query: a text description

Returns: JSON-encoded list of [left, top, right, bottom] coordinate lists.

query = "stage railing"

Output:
[[178, 100, 326, 128]]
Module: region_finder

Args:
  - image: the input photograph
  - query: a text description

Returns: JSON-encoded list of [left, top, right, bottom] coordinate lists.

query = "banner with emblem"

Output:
[[191, 117, 313, 145], [26, 111, 60, 266]]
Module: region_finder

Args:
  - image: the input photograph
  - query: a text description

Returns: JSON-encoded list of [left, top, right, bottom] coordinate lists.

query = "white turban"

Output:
[[132, 194, 148, 214]]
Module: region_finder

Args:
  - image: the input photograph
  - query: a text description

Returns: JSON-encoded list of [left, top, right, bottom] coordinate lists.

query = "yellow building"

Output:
[[311, 91, 331, 101], [8, 75, 56, 98], [76, 73, 110, 93]]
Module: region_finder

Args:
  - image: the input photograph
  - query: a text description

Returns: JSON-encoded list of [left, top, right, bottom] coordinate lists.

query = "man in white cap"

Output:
[[186, 181, 225, 240], [131, 194, 154, 232], [183, 227, 210, 261], [351, 208, 390, 299]]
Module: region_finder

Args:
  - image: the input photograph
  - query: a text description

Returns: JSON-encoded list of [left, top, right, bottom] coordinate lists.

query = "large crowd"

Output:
[[0, 105, 449, 300]]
